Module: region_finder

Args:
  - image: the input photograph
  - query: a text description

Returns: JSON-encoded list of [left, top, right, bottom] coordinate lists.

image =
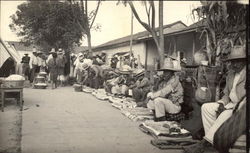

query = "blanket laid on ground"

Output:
[[121, 107, 153, 121], [139, 120, 191, 138], [150, 138, 198, 150], [109, 97, 137, 110], [82, 86, 95, 93], [91, 89, 110, 100]]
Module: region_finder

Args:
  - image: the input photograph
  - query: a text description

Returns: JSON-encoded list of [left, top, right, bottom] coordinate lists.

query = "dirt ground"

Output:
[[0, 100, 22, 153]]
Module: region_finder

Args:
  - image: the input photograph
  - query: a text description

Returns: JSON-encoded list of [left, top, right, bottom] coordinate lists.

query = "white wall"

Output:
[[96, 43, 146, 66]]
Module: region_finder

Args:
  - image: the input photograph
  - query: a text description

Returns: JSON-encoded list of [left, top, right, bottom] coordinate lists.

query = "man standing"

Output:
[[146, 58, 183, 121], [29, 48, 39, 83], [183, 46, 246, 153], [21, 53, 30, 80]]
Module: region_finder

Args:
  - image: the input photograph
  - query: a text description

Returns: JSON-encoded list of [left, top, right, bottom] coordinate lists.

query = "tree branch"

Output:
[[89, 0, 101, 29]]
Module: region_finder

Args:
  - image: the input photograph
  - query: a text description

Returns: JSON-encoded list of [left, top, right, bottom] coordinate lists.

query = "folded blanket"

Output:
[[139, 120, 191, 138], [151, 138, 198, 150]]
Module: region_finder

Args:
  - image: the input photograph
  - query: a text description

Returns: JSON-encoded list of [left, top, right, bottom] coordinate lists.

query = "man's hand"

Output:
[[216, 103, 225, 118]]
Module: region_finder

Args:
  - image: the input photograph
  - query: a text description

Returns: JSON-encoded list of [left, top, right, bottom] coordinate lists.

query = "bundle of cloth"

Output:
[[92, 89, 110, 100], [121, 107, 154, 122], [139, 120, 190, 138], [110, 97, 137, 110]]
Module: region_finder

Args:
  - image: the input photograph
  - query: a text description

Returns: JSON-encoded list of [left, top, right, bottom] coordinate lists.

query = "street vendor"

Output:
[[132, 71, 151, 103], [21, 53, 30, 80], [146, 58, 183, 122], [183, 46, 246, 153]]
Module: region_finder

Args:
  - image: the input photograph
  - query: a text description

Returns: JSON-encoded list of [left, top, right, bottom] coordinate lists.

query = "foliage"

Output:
[[192, 1, 247, 65], [9, 1, 86, 53], [117, 0, 165, 67], [69, 0, 102, 54]]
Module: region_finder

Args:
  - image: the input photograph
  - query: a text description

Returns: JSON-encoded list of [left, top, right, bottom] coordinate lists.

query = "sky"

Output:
[[0, 1, 201, 46]]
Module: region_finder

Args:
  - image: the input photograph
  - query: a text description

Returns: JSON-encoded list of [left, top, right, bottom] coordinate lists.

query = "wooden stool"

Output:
[[0, 87, 23, 112]]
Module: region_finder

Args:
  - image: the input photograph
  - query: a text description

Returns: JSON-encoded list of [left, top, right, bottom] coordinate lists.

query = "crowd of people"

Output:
[[74, 47, 246, 153], [19, 47, 67, 89]]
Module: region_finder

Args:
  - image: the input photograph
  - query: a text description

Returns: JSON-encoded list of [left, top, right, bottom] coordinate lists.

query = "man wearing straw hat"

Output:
[[183, 46, 246, 153], [146, 57, 183, 122]]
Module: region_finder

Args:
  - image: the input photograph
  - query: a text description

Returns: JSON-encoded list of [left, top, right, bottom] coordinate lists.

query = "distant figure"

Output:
[[56, 48, 67, 86], [29, 48, 39, 83], [47, 50, 58, 89], [21, 53, 30, 80]]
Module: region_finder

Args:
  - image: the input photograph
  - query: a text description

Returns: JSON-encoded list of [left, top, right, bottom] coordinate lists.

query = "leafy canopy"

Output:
[[10, 1, 86, 52]]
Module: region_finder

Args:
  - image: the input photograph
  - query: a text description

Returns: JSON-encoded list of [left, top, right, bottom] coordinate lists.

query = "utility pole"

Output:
[[129, 10, 134, 68]]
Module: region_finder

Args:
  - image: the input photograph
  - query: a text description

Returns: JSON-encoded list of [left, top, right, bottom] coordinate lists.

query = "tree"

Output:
[[118, 1, 165, 67], [69, 0, 101, 55], [9, 0, 85, 52], [192, 1, 247, 65]]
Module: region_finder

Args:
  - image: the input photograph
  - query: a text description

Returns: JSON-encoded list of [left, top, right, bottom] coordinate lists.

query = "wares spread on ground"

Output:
[[121, 107, 153, 122], [73, 84, 82, 92], [139, 120, 190, 138]]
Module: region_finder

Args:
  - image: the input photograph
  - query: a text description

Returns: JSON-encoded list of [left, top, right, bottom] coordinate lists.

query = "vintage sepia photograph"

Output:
[[0, 0, 249, 153]]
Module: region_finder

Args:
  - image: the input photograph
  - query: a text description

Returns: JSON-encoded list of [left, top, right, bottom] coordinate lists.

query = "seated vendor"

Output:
[[111, 74, 129, 96], [146, 58, 183, 122], [183, 46, 246, 153], [132, 71, 151, 103]]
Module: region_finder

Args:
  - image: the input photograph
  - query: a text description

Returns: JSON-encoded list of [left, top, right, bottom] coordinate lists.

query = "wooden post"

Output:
[[192, 33, 196, 64], [129, 10, 134, 64]]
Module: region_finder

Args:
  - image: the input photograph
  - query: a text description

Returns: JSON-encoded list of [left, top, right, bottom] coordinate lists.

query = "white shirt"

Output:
[[29, 54, 38, 68], [229, 68, 244, 103]]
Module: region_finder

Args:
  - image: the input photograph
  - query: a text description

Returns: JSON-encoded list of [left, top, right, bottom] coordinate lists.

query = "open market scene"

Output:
[[0, 1, 248, 153]]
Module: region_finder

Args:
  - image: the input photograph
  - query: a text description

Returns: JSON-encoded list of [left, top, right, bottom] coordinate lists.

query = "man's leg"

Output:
[[204, 109, 233, 144], [154, 97, 181, 117], [201, 103, 220, 135]]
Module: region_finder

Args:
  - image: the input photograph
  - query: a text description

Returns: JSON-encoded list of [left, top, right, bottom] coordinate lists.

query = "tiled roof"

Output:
[[92, 21, 187, 51]]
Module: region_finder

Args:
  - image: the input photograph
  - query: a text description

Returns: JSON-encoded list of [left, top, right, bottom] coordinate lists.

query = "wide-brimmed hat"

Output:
[[158, 58, 181, 71], [134, 71, 145, 78], [50, 48, 56, 53], [37, 51, 42, 54], [226, 45, 246, 61], [32, 48, 37, 53]]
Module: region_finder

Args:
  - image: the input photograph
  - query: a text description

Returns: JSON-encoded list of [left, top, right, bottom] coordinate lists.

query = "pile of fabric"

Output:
[[109, 97, 137, 110], [92, 89, 110, 100], [121, 107, 154, 121], [139, 120, 190, 138], [82, 86, 95, 93]]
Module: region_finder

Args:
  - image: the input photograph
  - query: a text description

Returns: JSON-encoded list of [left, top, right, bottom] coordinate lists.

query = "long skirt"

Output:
[[50, 71, 58, 82]]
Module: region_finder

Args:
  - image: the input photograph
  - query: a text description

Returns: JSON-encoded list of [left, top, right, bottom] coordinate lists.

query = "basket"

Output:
[[73, 84, 82, 92], [2, 80, 25, 88]]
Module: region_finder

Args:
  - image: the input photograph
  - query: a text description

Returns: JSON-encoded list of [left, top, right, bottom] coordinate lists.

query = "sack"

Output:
[[195, 86, 212, 104], [195, 66, 212, 104]]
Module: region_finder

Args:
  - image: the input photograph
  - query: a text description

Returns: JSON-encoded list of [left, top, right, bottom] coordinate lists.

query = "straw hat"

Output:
[[50, 48, 56, 53], [226, 45, 246, 61], [134, 71, 145, 78], [158, 58, 180, 71], [32, 48, 37, 53]]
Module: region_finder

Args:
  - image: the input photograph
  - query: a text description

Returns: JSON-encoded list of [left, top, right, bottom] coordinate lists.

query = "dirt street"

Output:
[[21, 87, 182, 153]]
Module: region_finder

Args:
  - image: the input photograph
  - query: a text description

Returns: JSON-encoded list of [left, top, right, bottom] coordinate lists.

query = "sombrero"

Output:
[[226, 45, 246, 61], [158, 57, 181, 71]]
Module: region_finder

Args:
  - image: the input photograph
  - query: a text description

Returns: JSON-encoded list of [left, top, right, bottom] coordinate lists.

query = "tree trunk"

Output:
[[86, 32, 92, 56], [158, 0, 164, 67]]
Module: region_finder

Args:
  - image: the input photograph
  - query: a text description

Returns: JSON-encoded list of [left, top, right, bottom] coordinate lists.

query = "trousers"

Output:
[[147, 97, 181, 118], [202, 103, 233, 144]]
